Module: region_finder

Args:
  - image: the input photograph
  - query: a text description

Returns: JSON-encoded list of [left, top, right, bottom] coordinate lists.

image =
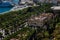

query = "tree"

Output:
[[52, 23, 60, 40]]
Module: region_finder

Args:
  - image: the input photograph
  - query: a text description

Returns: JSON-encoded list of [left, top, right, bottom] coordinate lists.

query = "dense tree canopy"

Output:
[[0, 3, 60, 40]]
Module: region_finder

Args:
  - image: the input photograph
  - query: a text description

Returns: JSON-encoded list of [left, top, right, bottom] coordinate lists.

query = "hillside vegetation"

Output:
[[0, 3, 60, 40]]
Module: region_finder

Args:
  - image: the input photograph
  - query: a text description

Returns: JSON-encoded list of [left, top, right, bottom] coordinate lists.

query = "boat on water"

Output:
[[0, 1, 13, 7]]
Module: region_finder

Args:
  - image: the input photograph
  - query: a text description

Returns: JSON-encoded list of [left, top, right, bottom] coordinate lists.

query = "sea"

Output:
[[0, 0, 19, 14], [0, 7, 12, 14]]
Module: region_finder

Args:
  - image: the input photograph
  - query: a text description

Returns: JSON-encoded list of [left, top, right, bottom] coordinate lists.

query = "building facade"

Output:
[[33, 0, 57, 3], [20, 0, 33, 4]]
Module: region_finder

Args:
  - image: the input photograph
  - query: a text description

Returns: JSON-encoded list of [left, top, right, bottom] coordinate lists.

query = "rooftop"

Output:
[[51, 6, 60, 10], [28, 13, 53, 27]]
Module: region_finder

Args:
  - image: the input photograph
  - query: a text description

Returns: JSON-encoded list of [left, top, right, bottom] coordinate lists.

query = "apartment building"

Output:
[[33, 0, 57, 3], [20, 0, 33, 4], [57, 0, 60, 5]]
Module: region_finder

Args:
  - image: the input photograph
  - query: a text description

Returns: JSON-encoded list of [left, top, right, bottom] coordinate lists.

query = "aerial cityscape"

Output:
[[0, 0, 60, 40]]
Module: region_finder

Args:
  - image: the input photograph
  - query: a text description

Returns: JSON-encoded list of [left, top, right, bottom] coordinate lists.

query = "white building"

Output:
[[51, 6, 60, 10], [20, 0, 33, 4], [33, 0, 57, 3], [51, 6, 60, 13]]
